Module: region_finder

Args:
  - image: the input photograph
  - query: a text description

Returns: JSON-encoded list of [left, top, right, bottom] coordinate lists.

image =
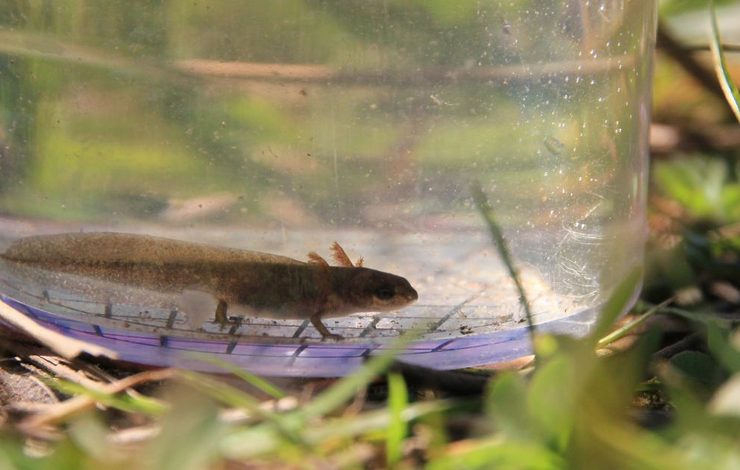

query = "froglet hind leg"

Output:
[[179, 289, 231, 331], [215, 299, 231, 330]]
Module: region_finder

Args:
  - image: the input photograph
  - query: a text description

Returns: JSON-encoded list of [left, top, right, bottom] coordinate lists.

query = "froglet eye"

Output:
[[375, 286, 396, 300]]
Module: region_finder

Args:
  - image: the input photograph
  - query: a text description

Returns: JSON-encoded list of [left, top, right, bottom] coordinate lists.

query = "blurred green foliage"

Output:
[[646, 155, 739, 301], [660, 0, 737, 16], [654, 157, 740, 223]]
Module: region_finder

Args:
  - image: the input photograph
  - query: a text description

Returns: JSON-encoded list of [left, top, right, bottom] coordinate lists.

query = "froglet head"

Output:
[[345, 267, 418, 312]]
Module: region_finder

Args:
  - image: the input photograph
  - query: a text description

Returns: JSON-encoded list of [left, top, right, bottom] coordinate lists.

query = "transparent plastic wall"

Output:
[[0, 1, 657, 375]]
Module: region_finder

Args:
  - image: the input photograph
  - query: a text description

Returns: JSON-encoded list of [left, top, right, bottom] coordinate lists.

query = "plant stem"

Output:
[[471, 184, 536, 356]]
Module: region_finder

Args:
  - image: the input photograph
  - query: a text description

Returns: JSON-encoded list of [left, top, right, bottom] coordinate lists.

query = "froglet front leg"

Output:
[[310, 312, 343, 341]]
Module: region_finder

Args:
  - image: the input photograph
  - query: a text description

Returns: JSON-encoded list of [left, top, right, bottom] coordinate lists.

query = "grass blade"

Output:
[[708, 0, 740, 122], [471, 184, 536, 348], [386, 371, 409, 467], [145, 394, 226, 470], [299, 332, 418, 421], [591, 268, 642, 342], [177, 370, 263, 412], [222, 398, 461, 460], [47, 379, 168, 415], [597, 298, 673, 348], [178, 370, 308, 446], [184, 352, 286, 399]]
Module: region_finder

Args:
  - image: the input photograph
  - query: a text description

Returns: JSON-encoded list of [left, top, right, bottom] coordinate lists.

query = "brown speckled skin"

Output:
[[0, 233, 418, 322]]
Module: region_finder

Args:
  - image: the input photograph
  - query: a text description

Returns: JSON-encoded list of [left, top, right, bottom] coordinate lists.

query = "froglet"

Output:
[[0, 232, 418, 340]]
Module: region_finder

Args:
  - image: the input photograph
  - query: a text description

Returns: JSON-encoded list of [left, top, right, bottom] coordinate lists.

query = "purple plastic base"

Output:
[[0, 294, 597, 377]]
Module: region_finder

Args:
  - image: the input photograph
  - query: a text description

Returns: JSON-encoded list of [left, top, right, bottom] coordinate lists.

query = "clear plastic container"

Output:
[[0, 1, 657, 376]]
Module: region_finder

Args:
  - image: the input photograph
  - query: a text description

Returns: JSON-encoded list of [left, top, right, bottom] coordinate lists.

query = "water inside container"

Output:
[[0, 1, 656, 375]]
